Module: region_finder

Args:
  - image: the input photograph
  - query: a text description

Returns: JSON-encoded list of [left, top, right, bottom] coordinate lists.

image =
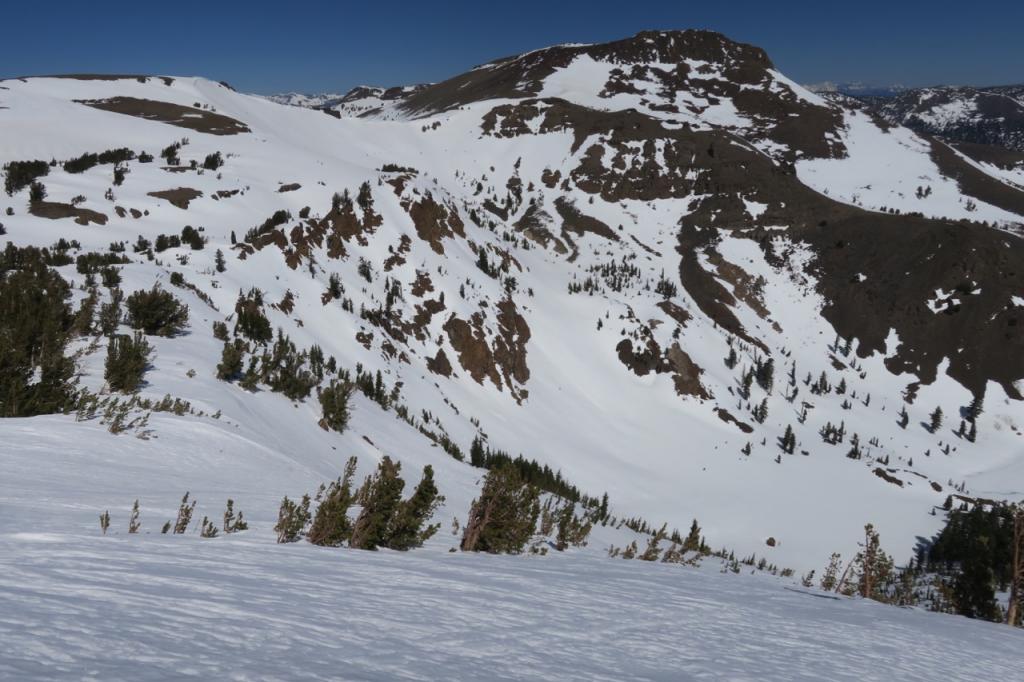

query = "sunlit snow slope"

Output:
[[2, 30, 1024, 583]]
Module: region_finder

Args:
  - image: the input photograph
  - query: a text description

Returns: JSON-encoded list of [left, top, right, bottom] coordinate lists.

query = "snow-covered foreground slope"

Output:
[[3, 528, 1022, 680], [3, 412, 1023, 679]]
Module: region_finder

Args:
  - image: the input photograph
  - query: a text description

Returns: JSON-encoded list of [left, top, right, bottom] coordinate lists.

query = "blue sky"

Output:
[[3, 1, 1021, 94]]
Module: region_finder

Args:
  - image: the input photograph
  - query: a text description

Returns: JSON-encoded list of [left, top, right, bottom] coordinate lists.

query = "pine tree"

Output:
[[215, 248, 226, 273], [173, 492, 196, 534], [200, 516, 219, 538], [682, 519, 702, 553], [128, 499, 141, 534], [850, 524, 894, 602], [753, 398, 768, 424], [317, 379, 354, 432], [820, 553, 842, 591], [1007, 505, 1024, 626], [308, 457, 358, 547], [223, 499, 248, 533], [99, 510, 110, 535], [929, 406, 944, 433], [384, 464, 444, 550], [470, 435, 487, 467], [640, 524, 667, 561], [275, 494, 311, 543], [105, 332, 151, 392], [898, 405, 909, 429], [461, 465, 540, 553], [125, 286, 189, 337], [953, 539, 1001, 620], [349, 456, 406, 550], [216, 340, 244, 381], [779, 424, 796, 454]]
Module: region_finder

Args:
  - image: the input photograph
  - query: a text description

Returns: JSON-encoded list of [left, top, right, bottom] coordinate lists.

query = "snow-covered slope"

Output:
[[2, 30, 1024, 589], [4, 517, 1022, 680]]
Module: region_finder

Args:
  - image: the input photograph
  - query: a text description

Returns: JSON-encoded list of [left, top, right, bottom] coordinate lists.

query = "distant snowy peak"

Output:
[[262, 92, 347, 108], [804, 81, 907, 98], [861, 84, 1024, 153], [328, 84, 429, 119]]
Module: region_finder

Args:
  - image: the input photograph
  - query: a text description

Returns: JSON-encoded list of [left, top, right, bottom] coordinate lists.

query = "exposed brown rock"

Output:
[[75, 97, 249, 135], [147, 187, 202, 209]]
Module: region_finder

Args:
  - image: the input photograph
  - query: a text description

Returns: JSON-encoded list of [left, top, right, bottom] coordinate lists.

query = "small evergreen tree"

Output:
[[318, 379, 354, 432], [128, 499, 141, 534], [200, 516, 219, 538], [216, 340, 244, 381], [105, 332, 151, 392], [929, 406, 944, 433], [125, 286, 189, 336], [779, 424, 796, 454], [350, 457, 406, 550], [898, 405, 909, 429], [223, 499, 248, 533], [28, 181, 47, 203], [202, 152, 224, 171], [275, 494, 311, 543], [307, 457, 358, 547], [173, 492, 196, 534], [384, 464, 444, 550], [461, 465, 540, 553]]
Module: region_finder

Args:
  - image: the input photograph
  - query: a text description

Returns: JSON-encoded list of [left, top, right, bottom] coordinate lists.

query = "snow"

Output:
[[4, 531, 1024, 680], [0, 49, 1023, 678], [797, 110, 1024, 225], [0, 73, 1021, 578]]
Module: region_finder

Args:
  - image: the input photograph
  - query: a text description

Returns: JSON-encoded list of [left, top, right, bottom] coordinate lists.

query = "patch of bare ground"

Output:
[[278, 183, 301, 193], [147, 188, 202, 209], [75, 97, 249, 135], [514, 201, 568, 254], [405, 193, 465, 255], [426, 348, 453, 377], [384, 235, 413, 272], [444, 314, 501, 389], [554, 196, 618, 241], [29, 201, 108, 226]]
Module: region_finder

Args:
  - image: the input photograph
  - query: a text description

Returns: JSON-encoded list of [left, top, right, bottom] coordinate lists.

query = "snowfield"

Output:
[[3, 28, 1024, 678], [4, 536, 1024, 680]]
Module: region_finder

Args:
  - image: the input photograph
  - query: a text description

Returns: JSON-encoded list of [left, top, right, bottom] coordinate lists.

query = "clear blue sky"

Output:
[[3, 0, 1021, 94]]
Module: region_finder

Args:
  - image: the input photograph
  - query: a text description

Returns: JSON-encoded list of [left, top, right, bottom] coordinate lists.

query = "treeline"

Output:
[[922, 501, 1022, 624], [805, 508, 1024, 627], [468, 435, 596, 505], [274, 457, 592, 555]]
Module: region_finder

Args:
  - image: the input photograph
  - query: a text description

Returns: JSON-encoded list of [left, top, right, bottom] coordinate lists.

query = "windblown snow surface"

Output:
[[1, 423, 1022, 681]]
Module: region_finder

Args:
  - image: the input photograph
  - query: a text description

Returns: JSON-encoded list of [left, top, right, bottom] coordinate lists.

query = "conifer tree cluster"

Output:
[[467, 435, 590, 503], [278, 457, 443, 551], [0, 244, 76, 417]]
